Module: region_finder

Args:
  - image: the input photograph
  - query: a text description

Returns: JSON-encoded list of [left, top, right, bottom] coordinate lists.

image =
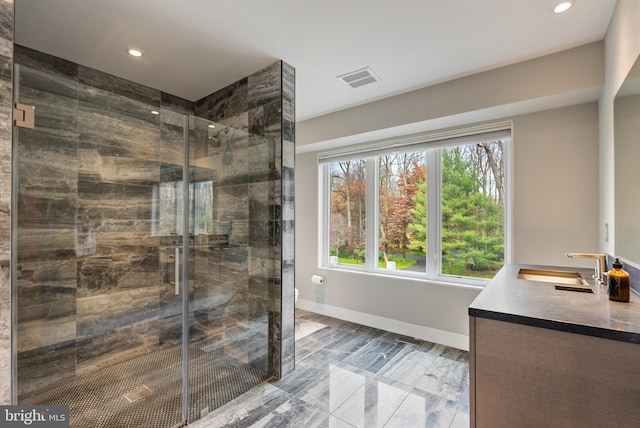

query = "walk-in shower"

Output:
[[10, 44, 295, 427]]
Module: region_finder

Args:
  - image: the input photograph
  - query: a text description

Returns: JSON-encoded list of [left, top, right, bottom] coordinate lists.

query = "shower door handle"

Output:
[[175, 247, 180, 295]]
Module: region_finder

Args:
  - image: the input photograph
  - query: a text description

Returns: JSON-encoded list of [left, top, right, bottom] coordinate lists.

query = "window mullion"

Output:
[[320, 163, 330, 267], [426, 148, 441, 279], [366, 157, 378, 271]]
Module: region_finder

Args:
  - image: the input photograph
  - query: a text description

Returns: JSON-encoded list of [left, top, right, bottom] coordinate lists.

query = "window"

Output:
[[321, 126, 510, 285]]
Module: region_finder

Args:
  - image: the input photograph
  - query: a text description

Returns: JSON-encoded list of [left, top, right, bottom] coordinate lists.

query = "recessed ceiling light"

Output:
[[554, 1, 574, 13], [127, 48, 143, 57], [208, 124, 215, 128], [150, 110, 160, 115]]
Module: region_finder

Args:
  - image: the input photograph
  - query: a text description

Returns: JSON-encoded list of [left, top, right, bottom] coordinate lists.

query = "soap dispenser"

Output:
[[607, 258, 630, 302]]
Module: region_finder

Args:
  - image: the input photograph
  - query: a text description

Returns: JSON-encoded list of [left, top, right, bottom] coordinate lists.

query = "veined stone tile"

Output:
[[384, 388, 458, 428], [248, 181, 273, 222], [414, 354, 469, 402], [77, 248, 160, 296], [282, 61, 295, 105], [0, 1, 12, 56], [213, 183, 249, 221], [18, 67, 78, 117], [270, 357, 332, 396], [283, 220, 295, 261], [298, 362, 371, 414], [76, 285, 160, 338], [249, 100, 282, 140], [78, 142, 160, 185], [15, 45, 77, 79], [283, 101, 295, 144], [17, 339, 77, 397], [248, 139, 276, 180], [208, 111, 249, 134], [17, 314, 76, 353], [251, 396, 330, 428], [190, 383, 291, 428], [295, 319, 328, 341], [78, 65, 161, 108], [0, 1, 10, 405], [332, 376, 413, 428], [194, 77, 248, 122], [161, 92, 194, 115], [283, 141, 295, 171], [0, 298, 9, 353], [342, 339, 407, 375], [17, 297, 75, 323], [15, 260, 77, 307], [248, 61, 281, 110], [376, 347, 438, 387], [75, 321, 160, 371], [16, 227, 76, 261], [77, 94, 161, 160]]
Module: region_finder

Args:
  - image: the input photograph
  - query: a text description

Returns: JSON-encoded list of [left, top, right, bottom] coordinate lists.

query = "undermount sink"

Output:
[[516, 268, 590, 286]]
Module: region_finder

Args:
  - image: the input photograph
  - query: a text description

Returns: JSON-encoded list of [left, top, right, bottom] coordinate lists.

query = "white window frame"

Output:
[[319, 123, 512, 287]]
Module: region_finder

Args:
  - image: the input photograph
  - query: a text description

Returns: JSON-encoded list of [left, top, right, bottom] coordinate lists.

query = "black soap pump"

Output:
[[607, 258, 630, 302]]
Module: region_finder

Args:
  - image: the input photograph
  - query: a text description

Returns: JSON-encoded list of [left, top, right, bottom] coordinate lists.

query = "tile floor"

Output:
[[191, 309, 470, 427]]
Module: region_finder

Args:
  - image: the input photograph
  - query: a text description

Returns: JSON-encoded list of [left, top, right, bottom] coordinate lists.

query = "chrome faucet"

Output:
[[565, 253, 608, 285]]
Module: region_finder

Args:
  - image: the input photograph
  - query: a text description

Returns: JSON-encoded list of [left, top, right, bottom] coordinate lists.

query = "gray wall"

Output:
[[0, 0, 12, 406], [295, 44, 602, 349]]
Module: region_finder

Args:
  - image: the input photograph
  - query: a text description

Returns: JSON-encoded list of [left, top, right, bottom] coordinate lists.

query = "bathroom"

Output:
[[0, 2, 295, 426], [1, 0, 639, 427]]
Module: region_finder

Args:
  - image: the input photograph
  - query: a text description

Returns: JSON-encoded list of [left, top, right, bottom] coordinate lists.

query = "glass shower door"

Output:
[[13, 63, 186, 428], [185, 116, 271, 423], [13, 59, 273, 428]]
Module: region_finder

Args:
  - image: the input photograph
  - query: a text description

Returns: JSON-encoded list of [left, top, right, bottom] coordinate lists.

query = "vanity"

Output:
[[468, 264, 640, 427]]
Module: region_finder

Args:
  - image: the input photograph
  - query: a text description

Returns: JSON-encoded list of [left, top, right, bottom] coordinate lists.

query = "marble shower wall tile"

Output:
[[194, 77, 248, 123], [78, 65, 160, 108], [17, 339, 77, 397], [0, 0, 11, 405], [11, 45, 295, 403], [248, 62, 282, 110], [13, 49, 81, 395], [193, 60, 295, 379], [279, 62, 295, 378], [15, 45, 77, 80], [161, 92, 194, 116]]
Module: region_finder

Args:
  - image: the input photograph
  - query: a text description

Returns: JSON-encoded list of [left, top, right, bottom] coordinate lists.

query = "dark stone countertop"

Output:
[[469, 264, 640, 344]]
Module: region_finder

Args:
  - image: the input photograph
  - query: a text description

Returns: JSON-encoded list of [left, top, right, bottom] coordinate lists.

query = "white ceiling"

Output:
[[15, 0, 617, 121]]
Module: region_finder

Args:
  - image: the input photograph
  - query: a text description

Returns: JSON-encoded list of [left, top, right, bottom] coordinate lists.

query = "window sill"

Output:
[[318, 264, 488, 290]]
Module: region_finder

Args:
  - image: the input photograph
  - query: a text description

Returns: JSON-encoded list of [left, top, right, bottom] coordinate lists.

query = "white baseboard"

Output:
[[296, 298, 469, 351]]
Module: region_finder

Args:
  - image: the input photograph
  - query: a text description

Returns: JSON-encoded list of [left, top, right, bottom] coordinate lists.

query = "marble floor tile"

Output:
[[376, 347, 438, 387], [295, 319, 328, 341], [295, 323, 350, 362], [414, 355, 469, 402], [190, 383, 291, 428], [448, 406, 470, 428], [192, 310, 469, 428], [269, 359, 334, 396], [250, 397, 330, 427], [341, 339, 407, 374], [384, 388, 458, 428], [297, 363, 370, 414], [332, 376, 412, 428]]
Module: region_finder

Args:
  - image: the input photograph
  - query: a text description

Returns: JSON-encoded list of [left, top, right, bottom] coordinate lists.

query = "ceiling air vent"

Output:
[[337, 67, 380, 88]]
